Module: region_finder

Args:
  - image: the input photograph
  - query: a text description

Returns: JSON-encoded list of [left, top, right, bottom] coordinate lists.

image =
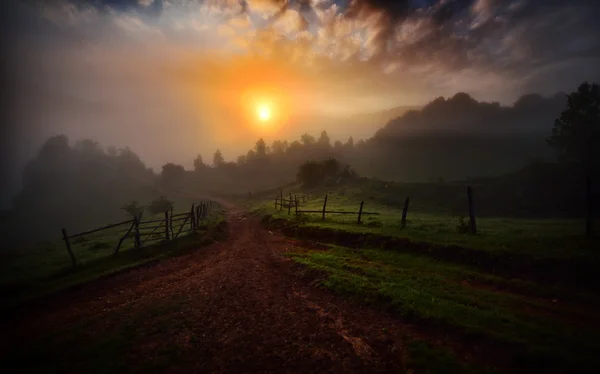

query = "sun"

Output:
[[256, 104, 272, 122]]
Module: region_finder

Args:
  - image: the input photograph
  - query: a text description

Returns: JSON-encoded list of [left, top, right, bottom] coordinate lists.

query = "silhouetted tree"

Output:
[[255, 138, 267, 158], [148, 196, 173, 214], [345, 136, 354, 150], [193, 154, 206, 172], [318, 131, 331, 148], [547, 81, 599, 235], [323, 158, 341, 177], [160, 163, 185, 187], [300, 133, 316, 146], [333, 140, 343, 152], [297, 161, 323, 188], [39, 134, 70, 158], [548, 82, 600, 170], [213, 149, 224, 167], [237, 155, 248, 165], [271, 140, 286, 155]]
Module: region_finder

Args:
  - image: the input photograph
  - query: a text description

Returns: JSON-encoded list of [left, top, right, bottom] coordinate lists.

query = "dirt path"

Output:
[[0, 207, 431, 373]]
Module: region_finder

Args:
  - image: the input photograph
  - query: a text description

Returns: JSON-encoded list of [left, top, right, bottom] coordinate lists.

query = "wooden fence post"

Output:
[[165, 210, 170, 240], [467, 185, 477, 234], [586, 175, 593, 236], [357, 201, 364, 224], [401, 197, 410, 228], [195, 205, 200, 226], [190, 204, 196, 231], [61, 228, 76, 269], [169, 206, 174, 238], [280, 190, 283, 211], [295, 195, 299, 216], [134, 214, 141, 248], [288, 192, 292, 215], [322, 194, 328, 220]]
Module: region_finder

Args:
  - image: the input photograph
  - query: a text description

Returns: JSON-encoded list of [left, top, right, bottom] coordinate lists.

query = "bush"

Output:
[[148, 196, 173, 214]]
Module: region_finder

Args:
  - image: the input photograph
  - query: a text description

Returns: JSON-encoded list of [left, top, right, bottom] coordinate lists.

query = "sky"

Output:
[[1, 0, 600, 206]]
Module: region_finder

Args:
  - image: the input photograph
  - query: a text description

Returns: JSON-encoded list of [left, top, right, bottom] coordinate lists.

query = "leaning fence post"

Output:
[[134, 214, 141, 248], [401, 197, 410, 228], [357, 201, 364, 224], [322, 194, 328, 220], [164, 210, 170, 240], [169, 206, 174, 238], [61, 228, 76, 269], [190, 204, 196, 231], [467, 185, 477, 234]]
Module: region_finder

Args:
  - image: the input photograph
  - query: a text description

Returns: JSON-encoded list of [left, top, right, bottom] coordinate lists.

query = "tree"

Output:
[[318, 130, 331, 148], [236, 155, 248, 165], [297, 161, 323, 188], [213, 149, 224, 167], [39, 134, 70, 158], [547, 82, 600, 170], [322, 158, 341, 177], [547, 81, 600, 236], [160, 163, 185, 187], [193, 154, 206, 172], [271, 140, 286, 156], [255, 138, 267, 158], [333, 140, 343, 152], [345, 136, 354, 149], [148, 196, 173, 214], [300, 133, 316, 146]]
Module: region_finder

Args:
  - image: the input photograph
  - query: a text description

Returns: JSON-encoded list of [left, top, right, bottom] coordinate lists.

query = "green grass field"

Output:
[[247, 180, 600, 372], [287, 244, 600, 373], [250, 181, 597, 259], [0, 201, 224, 310]]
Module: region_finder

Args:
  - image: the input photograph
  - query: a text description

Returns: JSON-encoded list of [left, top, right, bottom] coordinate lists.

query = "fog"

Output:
[[1, 0, 600, 243]]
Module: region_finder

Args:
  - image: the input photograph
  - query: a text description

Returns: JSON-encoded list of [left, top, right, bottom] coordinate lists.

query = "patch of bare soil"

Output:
[[0, 208, 416, 373]]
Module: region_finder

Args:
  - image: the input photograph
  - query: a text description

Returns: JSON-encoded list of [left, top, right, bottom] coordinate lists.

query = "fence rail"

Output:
[[273, 192, 380, 224], [61, 200, 216, 269]]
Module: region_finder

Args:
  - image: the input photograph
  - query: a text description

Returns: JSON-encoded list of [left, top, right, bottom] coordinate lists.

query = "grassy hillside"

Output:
[[0, 201, 225, 310]]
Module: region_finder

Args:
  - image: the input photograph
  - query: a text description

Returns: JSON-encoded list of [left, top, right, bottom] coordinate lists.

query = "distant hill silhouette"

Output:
[[375, 92, 567, 137]]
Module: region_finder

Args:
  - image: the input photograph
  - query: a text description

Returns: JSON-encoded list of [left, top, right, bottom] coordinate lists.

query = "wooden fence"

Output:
[[274, 192, 380, 224], [61, 201, 215, 269], [273, 186, 481, 234]]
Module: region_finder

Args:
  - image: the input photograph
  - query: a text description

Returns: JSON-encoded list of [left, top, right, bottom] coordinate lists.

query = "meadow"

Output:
[[249, 179, 600, 373], [0, 200, 225, 310]]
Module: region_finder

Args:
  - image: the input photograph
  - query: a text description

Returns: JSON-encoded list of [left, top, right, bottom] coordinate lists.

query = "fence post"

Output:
[[280, 190, 283, 211], [585, 175, 593, 236], [195, 205, 200, 226], [357, 200, 364, 224], [288, 192, 292, 215], [134, 214, 141, 248], [169, 206, 174, 238], [61, 228, 76, 269], [467, 185, 477, 234], [165, 210, 170, 240], [401, 197, 410, 228], [322, 194, 328, 220], [295, 195, 299, 216], [190, 204, 196, 231]]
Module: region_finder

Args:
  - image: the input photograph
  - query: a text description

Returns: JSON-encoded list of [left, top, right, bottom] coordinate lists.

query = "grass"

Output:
[[249, 183, 598, 260], [0, 203, 225, 310], [288, 244, 600, 373]]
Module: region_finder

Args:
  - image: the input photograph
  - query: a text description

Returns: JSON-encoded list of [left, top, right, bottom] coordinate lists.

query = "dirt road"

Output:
[[0, 207, 423, 373]]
